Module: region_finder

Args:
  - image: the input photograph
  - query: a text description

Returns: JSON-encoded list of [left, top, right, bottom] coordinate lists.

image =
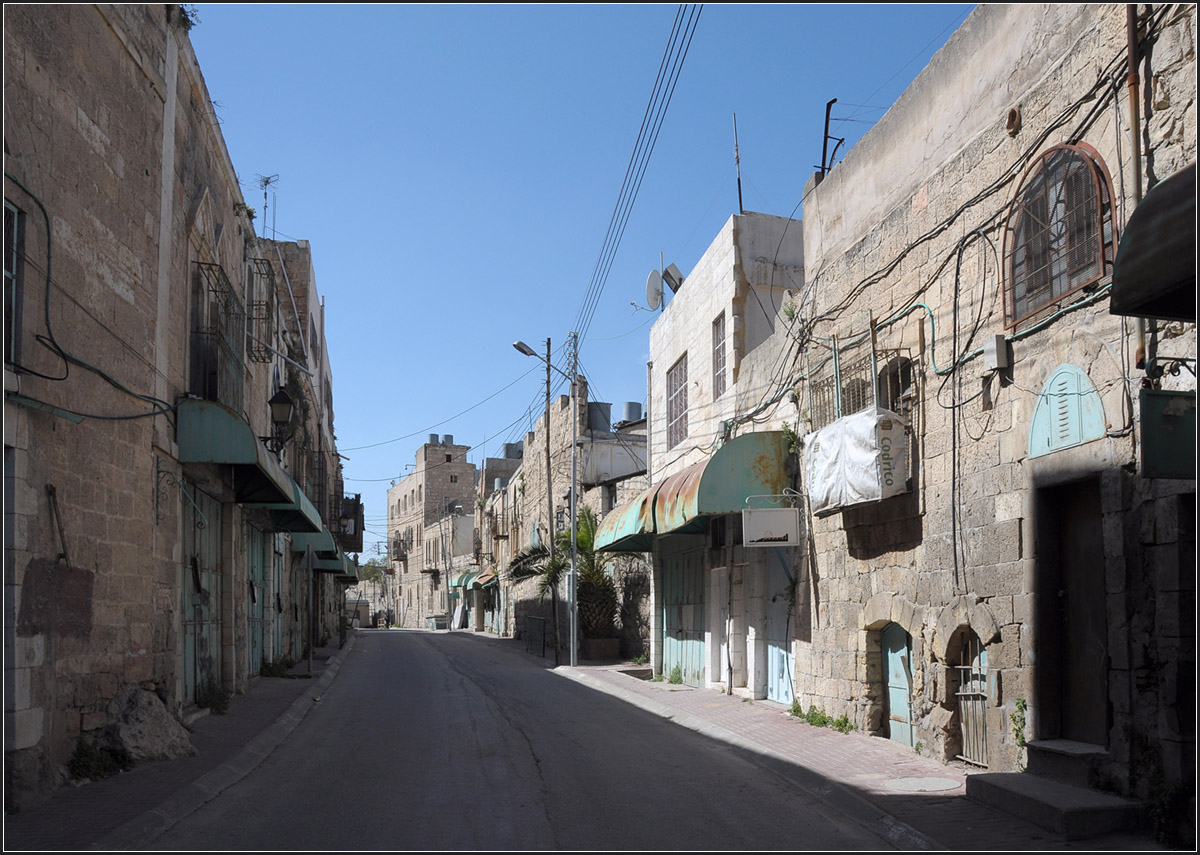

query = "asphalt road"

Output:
[[147, 630, 897, 850]]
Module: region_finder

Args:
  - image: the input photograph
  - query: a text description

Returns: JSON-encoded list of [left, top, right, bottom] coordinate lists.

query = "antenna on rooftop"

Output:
[[255, 173, 279, 239], [733, 113, 743, 215]]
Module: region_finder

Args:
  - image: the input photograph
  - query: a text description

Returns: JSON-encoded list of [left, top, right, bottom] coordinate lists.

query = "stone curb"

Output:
[[559, 667, 943, 852], [89, 635, 356, 851]]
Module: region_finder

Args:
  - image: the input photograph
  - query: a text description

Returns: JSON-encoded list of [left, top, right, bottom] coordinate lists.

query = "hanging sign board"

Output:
[[741, 507, 802, 547]]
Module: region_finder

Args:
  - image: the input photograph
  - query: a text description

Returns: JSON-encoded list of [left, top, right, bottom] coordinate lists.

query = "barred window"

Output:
[[1005, 143, 1114, 327], [712, 312, 727, 400], [5, 200, 24, 365], [667, 353, 688, 449]]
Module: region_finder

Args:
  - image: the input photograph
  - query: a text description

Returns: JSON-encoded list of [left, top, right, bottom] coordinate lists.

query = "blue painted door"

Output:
[[883, 622, 913, 746], [662, 545, 705, 687], [765, 555, 795, 705]]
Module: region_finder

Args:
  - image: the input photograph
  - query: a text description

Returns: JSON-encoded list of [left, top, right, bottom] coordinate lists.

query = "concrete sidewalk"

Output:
[[2, 630, 1167, 851]]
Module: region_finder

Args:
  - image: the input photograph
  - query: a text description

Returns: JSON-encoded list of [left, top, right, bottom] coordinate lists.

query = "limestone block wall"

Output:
[[647, 212, 802, 482], [789, 2, 1195, 794]]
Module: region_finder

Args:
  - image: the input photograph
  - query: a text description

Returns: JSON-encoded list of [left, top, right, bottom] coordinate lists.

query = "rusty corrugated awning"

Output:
[[596, 431, 790, 550], [595, 484, 657, 553], [656, 431, 790, 534]]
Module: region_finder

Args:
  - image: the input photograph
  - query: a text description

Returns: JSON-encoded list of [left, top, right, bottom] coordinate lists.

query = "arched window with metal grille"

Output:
[[1004, 143, 1116, 328]]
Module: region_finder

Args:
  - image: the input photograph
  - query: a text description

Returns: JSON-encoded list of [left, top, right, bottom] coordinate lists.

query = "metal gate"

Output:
[[883, 622, 913, 746], [247, 526, 265, 676], [955, 633, 988, 766], [182, 485, 222, 705], [271, 536, 284, 661], [662, 545, 705, 687]]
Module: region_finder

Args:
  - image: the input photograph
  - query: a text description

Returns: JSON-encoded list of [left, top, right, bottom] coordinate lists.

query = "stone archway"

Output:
[[862, 592, 929, 740], [931, 597, 1002, 765]]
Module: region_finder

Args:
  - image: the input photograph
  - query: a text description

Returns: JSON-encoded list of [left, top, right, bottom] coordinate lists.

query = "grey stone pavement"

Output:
[[2, 629, 1167, 852]]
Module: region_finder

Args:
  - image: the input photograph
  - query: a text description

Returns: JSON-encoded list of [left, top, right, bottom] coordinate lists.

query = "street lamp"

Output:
[[260, 388, 295, 455], [513, 333, 579, 667]]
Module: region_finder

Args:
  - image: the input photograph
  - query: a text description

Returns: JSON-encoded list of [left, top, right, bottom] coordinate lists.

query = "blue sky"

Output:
[[188, 3, 974, 553]]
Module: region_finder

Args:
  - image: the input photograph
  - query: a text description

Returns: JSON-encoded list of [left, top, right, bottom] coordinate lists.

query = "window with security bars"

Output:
[[667, 353, 688, 449], [190, 261, 245, 411], [808, 349, 917, 431], [1005, 144, 1114, 327], [5, 200, 23, 366], [712, 312, 726, 400], [246, 258, 275, 363]]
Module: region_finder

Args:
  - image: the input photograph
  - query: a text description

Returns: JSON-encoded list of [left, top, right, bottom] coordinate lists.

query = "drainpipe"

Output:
[[1126, 4, 1146, 368]]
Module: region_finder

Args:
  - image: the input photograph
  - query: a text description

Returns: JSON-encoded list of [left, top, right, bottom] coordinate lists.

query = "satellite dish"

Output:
[[646, 269, 663, 310]]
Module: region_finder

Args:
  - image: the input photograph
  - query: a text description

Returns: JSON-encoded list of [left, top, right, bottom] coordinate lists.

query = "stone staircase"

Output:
[[965, 739, 1146, 840]]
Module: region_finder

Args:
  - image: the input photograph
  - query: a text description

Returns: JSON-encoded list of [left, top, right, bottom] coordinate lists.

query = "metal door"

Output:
[[1058, 482, 1107, 744], [182, 485, 222, 704], [291, 567, 304, 660], [883, 622, 914, 746], [956, 632, 988, 766], [765, 553, 795, 705], [247, 526, 265, 675], [662, 544, 705, 687], [271, 536, 283, 660]]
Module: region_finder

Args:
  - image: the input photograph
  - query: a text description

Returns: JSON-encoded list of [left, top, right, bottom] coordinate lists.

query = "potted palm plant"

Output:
[[508, 507, 621, 662], [573, 508, 620, 660]]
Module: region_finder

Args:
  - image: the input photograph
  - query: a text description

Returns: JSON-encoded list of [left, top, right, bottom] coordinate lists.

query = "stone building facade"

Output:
[[786, 1, 1194, 836], [4, 4, 356, 809], [386, 436, 475, 627], [598, 4, 1193, 840], [598, 210, 805, 700], [503, 372, 651, 661]]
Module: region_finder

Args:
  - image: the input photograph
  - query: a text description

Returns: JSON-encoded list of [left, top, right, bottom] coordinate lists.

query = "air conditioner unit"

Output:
[[804, 407, 909, 517]]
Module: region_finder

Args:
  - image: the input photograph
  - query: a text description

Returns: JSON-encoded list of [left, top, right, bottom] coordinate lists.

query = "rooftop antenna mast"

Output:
[[255, 173, 279, 239], [815, 99, 845, 177], [733, 113, 743, 215]]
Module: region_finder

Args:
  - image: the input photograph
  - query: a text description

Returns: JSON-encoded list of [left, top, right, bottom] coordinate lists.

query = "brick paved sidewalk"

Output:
[[559, 658, 1166, 852], [3, 638, 352, 852]]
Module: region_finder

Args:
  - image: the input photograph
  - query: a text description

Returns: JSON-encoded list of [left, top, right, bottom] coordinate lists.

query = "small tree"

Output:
[[573, 507, 617, 639], [507, 531, 569, 666], [508, 507, 616, 664]]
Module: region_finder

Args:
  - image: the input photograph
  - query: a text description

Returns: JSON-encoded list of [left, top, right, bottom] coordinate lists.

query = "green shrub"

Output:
[[668, 666, 683, 685], [68, 739, 132, 781], [196, 679, 231, 714], [832, 714, 857, 734], [261, 656, 295, 678], [804, 705, 831, 728]]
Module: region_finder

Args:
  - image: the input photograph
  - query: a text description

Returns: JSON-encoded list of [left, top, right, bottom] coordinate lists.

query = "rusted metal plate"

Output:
[[595, 484, 657, 553], [656, 431, 789, 534]]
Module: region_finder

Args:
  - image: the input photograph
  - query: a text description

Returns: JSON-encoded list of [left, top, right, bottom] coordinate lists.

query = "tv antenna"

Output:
[[255, 173, 279, 238]]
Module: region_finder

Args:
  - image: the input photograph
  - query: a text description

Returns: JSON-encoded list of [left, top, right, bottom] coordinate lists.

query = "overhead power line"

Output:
[[573, 4, 703, 345]]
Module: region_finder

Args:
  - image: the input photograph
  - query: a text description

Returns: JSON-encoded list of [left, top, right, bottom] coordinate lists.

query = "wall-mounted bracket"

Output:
[[156, 455, 207, 528]]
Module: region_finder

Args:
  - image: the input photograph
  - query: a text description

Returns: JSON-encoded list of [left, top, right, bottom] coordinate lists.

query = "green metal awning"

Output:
[[1110, 161, 1195, 322], [596, 431, 790, 552], [595, 484, 657, 553], [243, 477, 323, 533], [176, 399, 292, 504], [314, 550, 356, 576], [335, 554, 359, 583], [451, 570, 479, 588], [291, 528, 337, 558], [656, 431, 790, 534]]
